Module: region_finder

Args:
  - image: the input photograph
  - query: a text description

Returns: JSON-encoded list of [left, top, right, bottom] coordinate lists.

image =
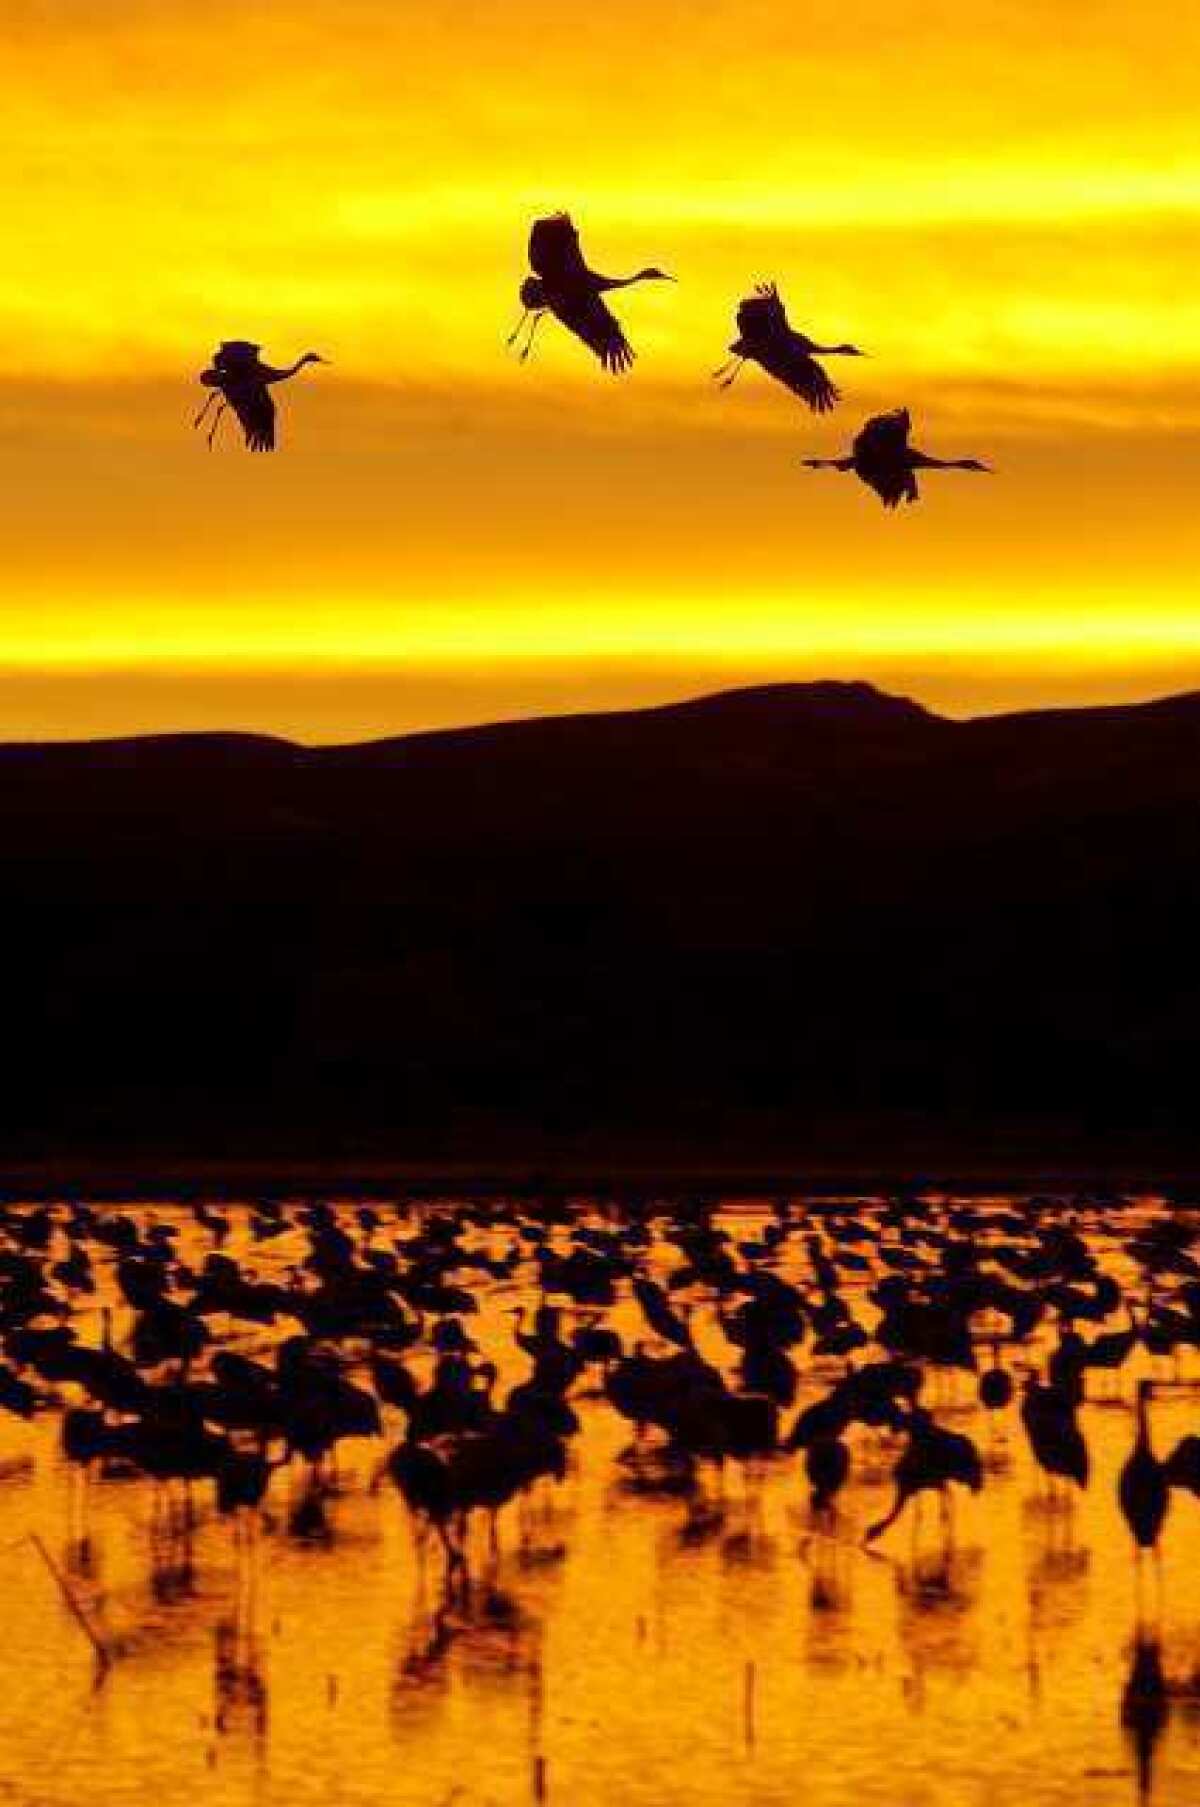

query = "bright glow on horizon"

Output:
[[6, 585, 1200, 665], [0, 0, 1197, 736]]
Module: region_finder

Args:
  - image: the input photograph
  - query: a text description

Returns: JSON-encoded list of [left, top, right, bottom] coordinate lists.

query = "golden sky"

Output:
[[1, 0, 1197, 739]]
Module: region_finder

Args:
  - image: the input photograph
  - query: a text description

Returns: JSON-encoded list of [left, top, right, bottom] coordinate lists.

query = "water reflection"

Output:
[[1, 1196, 1200, 1804]]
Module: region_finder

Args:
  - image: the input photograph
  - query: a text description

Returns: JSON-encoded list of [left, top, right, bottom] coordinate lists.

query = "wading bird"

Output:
[[509, 213, 673, 373], [803, 408, 991, 509], [1118, 1382, 1170, 1552], [1021, 1372, 1089, 1498], [194, 342, 328, 452], [864, 1407, 983, 1542], [713, 283, 864, 412]]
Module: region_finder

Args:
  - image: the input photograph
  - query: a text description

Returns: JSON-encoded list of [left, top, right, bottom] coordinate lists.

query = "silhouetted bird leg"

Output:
[[193, 391, 220, 430], [433, 1517, 458, 1574], [712, 357, 745, 389], [206, 402, 227, 450], [1134, 1546, 1156, 1633], [1136, 1547, 1166, 1630], [518, 310, 547, 363], [506, 309, 531, 349]]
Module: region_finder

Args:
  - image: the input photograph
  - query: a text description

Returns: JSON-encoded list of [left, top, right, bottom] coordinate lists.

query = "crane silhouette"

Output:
[[803, 408, 991, 508], [1118, 1382, 1170, 1552], [509, 213, 674, 373], [713, 283, 864, 412], [1021, 1373, 1089, 1497], [864, 1407, 982, 1542], [194, 342, 328, 452]]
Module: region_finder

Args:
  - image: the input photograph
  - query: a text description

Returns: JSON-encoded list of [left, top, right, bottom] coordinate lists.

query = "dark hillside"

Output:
[[1, 681, 1197, 1172]]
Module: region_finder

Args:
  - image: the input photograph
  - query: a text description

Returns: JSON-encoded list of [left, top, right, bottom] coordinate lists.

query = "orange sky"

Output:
[[1, 0, 1197, 739]]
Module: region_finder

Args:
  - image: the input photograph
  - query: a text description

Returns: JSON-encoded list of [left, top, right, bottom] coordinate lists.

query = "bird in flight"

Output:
[[713, 284, 865, 413], [803, 408, 991, 508], [193, 342, 328, 452], [509, 213, 674, 373]]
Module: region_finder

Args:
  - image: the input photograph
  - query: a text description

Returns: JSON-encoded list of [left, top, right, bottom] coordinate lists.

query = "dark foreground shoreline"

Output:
[[3, 1138, 1199, 1199]]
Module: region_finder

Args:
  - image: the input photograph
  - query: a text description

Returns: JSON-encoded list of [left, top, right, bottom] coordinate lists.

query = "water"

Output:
[[1, 1197, 1199, 1807]]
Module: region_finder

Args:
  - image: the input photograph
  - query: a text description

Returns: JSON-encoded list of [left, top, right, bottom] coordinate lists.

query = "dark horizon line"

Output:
[[2, 673, 1200, 758]]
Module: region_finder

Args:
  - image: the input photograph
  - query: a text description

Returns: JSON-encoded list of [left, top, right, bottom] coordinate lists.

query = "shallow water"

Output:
[[1, 1198, 1199, 1807]]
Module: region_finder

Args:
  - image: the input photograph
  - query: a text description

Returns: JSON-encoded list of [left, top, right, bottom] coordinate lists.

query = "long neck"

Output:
[[597, 271, 653, 292], [1136, 1387, 1151, 1446], [262, 356, 310, 384]]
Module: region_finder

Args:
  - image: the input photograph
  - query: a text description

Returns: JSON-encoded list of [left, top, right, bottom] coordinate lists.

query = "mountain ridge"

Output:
[[3, 677, 1200, 767], [0, 675, 1198, 1167]]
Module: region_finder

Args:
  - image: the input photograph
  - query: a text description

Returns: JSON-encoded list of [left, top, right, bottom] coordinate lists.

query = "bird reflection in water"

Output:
[[1026, 1535, 1092, 1632], [149, 1492, 197, 1605], [213, 1607, 268, 1741], [395, 1561, 544, 1713], [801, 1533, 851, 1610], [1122, 1629, 1169, 1804], [893, 1545, 985, 1683]]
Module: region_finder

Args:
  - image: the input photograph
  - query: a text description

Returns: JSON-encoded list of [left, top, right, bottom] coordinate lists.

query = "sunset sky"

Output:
[[1, 0, 1197, 740]]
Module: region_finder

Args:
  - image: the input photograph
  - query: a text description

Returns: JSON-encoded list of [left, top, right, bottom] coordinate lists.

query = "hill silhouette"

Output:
[[4, 679, 1200, 1183]]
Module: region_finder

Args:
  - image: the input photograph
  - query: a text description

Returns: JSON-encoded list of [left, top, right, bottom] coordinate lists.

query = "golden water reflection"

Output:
[[0, 1200, 1199, 1806]]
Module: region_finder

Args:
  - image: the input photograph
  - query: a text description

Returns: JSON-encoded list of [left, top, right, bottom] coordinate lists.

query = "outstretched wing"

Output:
[[861, 466, 919, 509], [735, 282, 787, 342], [853, 410, 916, 508], [529, 213, 588, 282], [760, 346, 840, 413], [226, 382, 276, 452], [853, 409, 911, 462], [553, 291, 634, 374]]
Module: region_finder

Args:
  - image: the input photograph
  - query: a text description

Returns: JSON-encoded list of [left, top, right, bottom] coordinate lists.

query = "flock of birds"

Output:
[[2, 1192, 1199, 1606], [194, 212, 992, 510]]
